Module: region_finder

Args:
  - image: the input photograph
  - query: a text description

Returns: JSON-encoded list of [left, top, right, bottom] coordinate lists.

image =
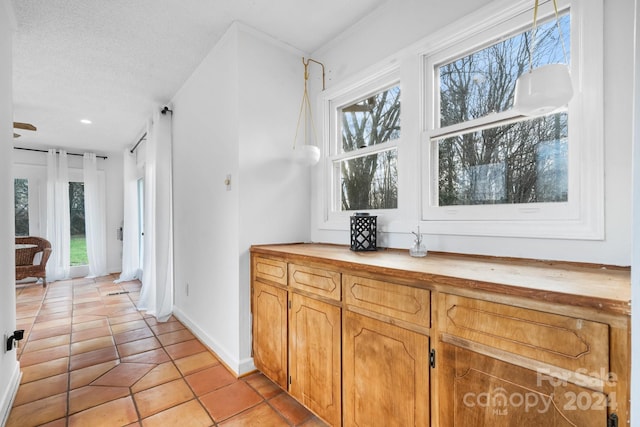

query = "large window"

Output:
[[422, 0, 603, 239], [437, 14, 569, 206], [326, 72, 401, 219]]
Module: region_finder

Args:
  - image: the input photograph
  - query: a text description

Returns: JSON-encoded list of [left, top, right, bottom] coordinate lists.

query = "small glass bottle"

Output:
[[409, 226, 427, 257]]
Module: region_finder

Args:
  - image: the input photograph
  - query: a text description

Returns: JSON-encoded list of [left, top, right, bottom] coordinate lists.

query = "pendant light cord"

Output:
[[293, 57, 325, 150], [528, 0, 568, 73], [552, 0, 569, 65]]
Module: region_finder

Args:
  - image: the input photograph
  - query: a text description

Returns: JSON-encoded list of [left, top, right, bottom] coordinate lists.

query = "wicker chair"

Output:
[[15, 236, 52, 287]]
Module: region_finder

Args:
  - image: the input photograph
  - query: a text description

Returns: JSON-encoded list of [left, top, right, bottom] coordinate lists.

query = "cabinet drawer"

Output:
[[344, 274, 430, 327], [442, 294, 609, 375], [254, 256, 287, 286], [289, 264, 341, 300]]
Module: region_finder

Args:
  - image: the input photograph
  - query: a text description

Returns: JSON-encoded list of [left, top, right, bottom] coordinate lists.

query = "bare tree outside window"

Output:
[[340, 85, 400, 211], [437, 15, 570, 206]]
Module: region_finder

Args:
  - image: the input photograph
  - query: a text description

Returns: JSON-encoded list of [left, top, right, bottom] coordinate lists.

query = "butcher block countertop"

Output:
[[250, 243, 631, 316]]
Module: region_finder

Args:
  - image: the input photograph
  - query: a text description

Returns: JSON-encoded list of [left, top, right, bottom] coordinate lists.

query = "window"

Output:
[[69, 181, 88, 266], [437, 13, 569, 206], [14, 178, 29, 236], [436, 12, 569, 208], [325, 70, 401, 222], [338, 84, 400, 211], [422, 0, 603, 239]]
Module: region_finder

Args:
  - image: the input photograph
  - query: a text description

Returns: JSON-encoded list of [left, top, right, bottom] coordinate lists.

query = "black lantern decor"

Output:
[[350, 212, 377, 251]]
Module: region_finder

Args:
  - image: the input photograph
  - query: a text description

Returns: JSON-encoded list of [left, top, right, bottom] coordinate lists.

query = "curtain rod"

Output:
[[130, 132, 147, 154], [13, 147, 108, 159]]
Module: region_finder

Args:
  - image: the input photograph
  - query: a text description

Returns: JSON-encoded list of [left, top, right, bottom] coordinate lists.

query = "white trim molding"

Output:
[[172, 306, 256, 377], [0, 361, 21, 427]]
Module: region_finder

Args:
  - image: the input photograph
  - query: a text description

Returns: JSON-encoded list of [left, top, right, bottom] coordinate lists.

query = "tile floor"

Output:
[[8, 276, 328, 427]]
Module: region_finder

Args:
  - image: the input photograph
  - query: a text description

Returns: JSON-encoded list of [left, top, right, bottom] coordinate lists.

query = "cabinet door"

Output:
[[289, 293, 342, 427], [438, 343, 608, 427], [252, 280, 288, 388], [343, 311, 430, 427]]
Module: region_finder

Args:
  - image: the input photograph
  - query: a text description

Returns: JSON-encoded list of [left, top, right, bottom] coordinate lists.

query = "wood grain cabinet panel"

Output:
[[344, 274, 430, 328], [254, 256, 287, 286], [252, 280, 288, 388], [442, 294, 609, 377], [343, 310, 430, 427], [250, 245, 630, 426], [438, 343, 608, 427], [289, 293, 342, 426], [289, 264, 341, 300]]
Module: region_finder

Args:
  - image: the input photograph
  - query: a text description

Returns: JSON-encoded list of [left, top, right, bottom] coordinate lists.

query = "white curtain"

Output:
[[138, 110, 174, 321], [83, 153, 108, 278], [115, 148, 140, 283], [46, 149, 70, 281]]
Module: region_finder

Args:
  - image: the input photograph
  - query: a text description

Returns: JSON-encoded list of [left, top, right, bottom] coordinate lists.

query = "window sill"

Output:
[[420, 217, 604, 241]]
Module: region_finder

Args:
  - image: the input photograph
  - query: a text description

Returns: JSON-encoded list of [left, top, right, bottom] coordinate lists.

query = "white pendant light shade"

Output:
[[514, 63, 573, 116], [292, 144, 321, 166]]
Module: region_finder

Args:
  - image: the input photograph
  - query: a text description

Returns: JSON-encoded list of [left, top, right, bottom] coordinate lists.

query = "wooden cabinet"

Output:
[[436, 293, 624, 427], [251, 279, 288, 389], [251, 244, 630, 427], [252, 257, 342, 425], [290, 293, 341, 426], [438, 343, 608, 426], [343, 310, 430, 427], [343, 274, 432, 426]]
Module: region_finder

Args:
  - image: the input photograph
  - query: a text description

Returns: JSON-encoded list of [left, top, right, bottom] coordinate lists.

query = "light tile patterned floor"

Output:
[[9, 276, 328, 427]]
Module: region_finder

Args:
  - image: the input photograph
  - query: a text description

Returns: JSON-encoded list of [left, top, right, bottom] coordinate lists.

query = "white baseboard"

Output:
[[1, 361, 22, 427], [172, 307, 255, 377]]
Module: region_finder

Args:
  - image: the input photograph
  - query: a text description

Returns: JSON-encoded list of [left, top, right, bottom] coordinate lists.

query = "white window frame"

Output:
[[320, 66, 403, 229], [420, 0, 604, 240]]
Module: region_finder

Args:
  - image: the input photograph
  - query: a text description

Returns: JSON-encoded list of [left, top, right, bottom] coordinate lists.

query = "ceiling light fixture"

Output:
[[292, 57, 324, 166], [513, 0, 573, 116], [80, 119, 92, 124]]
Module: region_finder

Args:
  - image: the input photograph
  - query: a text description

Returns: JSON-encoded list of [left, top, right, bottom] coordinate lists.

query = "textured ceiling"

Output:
[[11, 0, 386, 154]]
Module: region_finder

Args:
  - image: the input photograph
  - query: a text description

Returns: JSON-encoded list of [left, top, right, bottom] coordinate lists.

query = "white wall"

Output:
[[236, 27, 315, 368], [0, 1, 21, 424], [171, 26, 241, 372], [171, 23, 309, 375], [12, 148, 124, 276], [309, 0, 634, 267]]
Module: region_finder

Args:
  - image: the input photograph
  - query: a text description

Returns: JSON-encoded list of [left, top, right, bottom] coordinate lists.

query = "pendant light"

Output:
[[513, 0, 573, 116], [292, 57, 324, 166]]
